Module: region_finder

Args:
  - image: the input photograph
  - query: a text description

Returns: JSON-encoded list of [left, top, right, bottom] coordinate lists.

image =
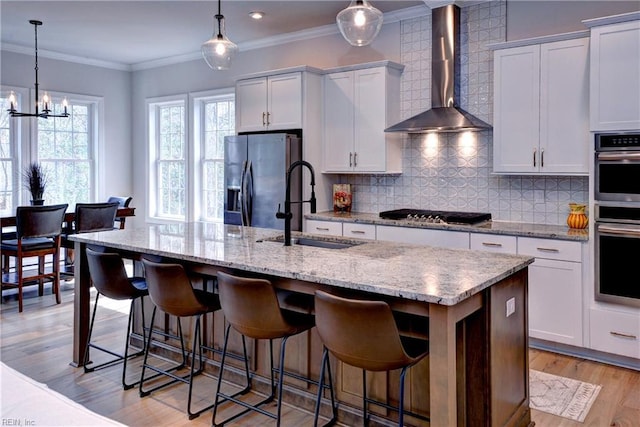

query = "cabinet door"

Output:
[[493, 45, 540, 173], [527, 258, 583, 346], [539, 38, 590, 174], [267, 73, 302, 130], [236, 78, 267, 132], [590, 20, 640, 131], [353, 68, 387, 172], [323, 72, 354, 172]]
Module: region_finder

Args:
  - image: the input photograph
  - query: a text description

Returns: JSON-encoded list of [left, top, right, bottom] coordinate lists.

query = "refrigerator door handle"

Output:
[[240, 160, 248, 226], [242, 160, 254, 226]]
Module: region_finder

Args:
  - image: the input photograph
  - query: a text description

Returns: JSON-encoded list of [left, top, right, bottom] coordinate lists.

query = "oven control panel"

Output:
[[597, 132, 640, 151]]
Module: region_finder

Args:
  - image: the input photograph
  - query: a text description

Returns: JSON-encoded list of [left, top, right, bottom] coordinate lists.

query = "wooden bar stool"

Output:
[[313, 290, 430, 426], [139, 259, 249, 420], [212, 271, 316, 427], [83, 248, 148, 389]]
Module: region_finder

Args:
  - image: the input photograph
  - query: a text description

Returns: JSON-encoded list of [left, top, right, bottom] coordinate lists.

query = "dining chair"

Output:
[[107, 196, 133, 229], [0, 204, 68, 312], [61, 202, 120, 278]]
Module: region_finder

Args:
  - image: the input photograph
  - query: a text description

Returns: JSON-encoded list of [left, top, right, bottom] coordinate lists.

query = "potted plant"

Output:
[[23, 162, 47, 205]]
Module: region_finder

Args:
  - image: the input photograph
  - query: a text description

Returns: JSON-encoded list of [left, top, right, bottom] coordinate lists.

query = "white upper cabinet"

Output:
[[587, 17, 640, 131], [323, 63, 403, 174], [492, 36, 590, 175], [236, 72, 302, 132]]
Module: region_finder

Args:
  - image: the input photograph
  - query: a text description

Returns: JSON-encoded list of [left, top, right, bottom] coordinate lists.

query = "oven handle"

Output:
[[597, 224, 640, 236], [596, 152, 640, 161]]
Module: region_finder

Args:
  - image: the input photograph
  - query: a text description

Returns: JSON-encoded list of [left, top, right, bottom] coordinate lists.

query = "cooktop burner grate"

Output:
[[379, 209, 492, 225]]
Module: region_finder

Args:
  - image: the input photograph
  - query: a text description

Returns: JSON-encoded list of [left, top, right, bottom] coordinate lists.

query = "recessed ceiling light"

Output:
[[249, 11, 264, 20]]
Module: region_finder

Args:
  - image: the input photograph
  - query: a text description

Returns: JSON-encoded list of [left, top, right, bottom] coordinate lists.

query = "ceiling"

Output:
[[1, 1, 427, 70]]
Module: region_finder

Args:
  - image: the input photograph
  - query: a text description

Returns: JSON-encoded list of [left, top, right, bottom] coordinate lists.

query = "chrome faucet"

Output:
[[276, 160, 316, 246]]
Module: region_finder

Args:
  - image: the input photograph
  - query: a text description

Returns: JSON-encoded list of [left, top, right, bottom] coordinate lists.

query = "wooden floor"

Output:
[[1, 285, 639, 427]]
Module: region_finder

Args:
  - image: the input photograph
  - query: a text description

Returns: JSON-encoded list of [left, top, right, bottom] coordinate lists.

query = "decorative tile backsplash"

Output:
[[339, 1, 589, 225]]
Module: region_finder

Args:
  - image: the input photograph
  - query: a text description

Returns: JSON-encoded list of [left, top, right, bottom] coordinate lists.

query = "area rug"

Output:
[[529, 369, 602, 422]]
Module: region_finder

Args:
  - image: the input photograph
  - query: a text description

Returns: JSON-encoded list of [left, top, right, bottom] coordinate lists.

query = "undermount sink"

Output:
[[260, 235, 364, 249]]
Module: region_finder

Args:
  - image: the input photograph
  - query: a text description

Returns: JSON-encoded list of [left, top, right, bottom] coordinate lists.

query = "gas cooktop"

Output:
[[379, 209, 492, 225]]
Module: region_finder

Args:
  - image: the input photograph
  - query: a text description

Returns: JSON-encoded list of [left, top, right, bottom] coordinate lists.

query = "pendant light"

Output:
[[336, 0, 383, 47], [201, 0, 238, 70], [7, 20, 69, 119]]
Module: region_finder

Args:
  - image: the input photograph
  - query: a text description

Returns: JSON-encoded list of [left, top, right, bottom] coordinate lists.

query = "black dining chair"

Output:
[[0, 204, 68, 312], [61, 202, 120, 278], [107, 196, 133, 229]]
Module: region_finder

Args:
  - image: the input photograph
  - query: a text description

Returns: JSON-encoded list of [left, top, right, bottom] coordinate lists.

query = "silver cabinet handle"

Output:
[[541, 149, 544, 168], [533, 149, 537, 167], [315, 227, 330, 231], [482, 242, 503, 247], [354, 152, 358, 167], [266, 111, 271, 126], [350, 230, 366, 234], [349, 152, 353, 167], [262, 112, 266, 126], [610, 331, 637, 340], [536, 247, 559, 253]]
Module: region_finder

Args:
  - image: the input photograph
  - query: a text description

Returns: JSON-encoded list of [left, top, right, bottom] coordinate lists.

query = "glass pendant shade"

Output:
[[336, 0, 383, 47], [202, 12, 238, 70]]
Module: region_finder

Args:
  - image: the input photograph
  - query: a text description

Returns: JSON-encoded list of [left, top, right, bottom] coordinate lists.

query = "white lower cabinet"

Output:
[[305, 219, 342, 236], [376, 225, 470, 249], [517, 237, 583, 346], [589, 307, 640, 359]]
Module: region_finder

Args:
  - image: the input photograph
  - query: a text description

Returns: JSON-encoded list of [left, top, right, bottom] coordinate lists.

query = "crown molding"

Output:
[[3, 4, 436, 72], [1, 42, 132, 71]]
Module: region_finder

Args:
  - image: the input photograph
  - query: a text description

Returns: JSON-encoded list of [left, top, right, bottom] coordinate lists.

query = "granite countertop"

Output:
[[70, 223, 533, 306], [306, 211, 589, 242]]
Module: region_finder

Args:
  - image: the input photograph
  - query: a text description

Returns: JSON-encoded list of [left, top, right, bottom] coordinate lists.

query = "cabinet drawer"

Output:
[[589, 307, 640, 359], [470, 233, 517, 253], [376, 225, 469, 249], [343, 223, 376, 240], [517, 237, 581, 262], [305, 220, 342, 236]]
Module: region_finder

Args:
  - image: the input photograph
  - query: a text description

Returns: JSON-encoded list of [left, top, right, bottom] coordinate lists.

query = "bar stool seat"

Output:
[[313, 290, 430, 426], [83, 248, 148, 389], [212, 271, 317, 427], [139, 259, 248, 420]]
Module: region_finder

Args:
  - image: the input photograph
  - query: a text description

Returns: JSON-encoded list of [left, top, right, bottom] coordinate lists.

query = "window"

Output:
[[0, 88, 99, 214], [147, 90, 234, 223], [196, 92, 235, 221], [0, 91, 18, 216], [148, 96, 187, 221], [37, 98, 94, 206]]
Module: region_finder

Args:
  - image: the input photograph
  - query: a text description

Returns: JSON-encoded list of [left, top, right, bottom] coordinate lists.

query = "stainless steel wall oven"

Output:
[[594, 132, 640, 308], [595, 132, 640, 202]]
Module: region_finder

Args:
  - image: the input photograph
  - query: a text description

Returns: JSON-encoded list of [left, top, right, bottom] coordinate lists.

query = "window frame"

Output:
[[146, 94, 189, 223], [190, 88, 235, 223], [32, 90, 103, 206]]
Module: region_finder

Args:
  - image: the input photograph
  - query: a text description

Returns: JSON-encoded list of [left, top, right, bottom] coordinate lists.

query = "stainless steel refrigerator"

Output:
[[224, 133, 302, 231]]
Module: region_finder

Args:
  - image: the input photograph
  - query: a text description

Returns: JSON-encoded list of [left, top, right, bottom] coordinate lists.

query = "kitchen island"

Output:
[[70, 222, 534, 427]]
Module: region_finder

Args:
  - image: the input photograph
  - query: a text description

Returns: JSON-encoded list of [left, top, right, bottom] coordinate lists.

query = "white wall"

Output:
[[507, 1, 640, 41], [0, 51, 132, 202]]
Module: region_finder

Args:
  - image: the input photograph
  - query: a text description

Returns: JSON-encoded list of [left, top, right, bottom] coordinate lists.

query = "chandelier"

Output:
[[201, 0, 239, 70], [7, 20, 69, 119], [336, 0, 383, 47]]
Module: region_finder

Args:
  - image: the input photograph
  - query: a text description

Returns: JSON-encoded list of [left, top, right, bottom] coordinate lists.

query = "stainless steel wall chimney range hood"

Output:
[[385, 4, 492, 134]]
